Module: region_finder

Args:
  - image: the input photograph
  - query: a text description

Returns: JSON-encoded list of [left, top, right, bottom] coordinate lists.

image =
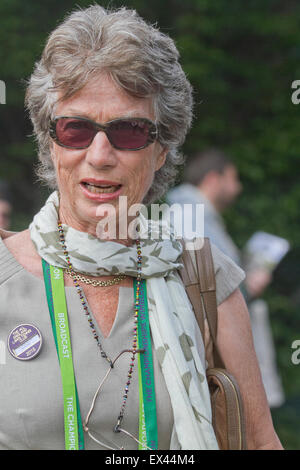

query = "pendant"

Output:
[[7, 324, 43, 361]]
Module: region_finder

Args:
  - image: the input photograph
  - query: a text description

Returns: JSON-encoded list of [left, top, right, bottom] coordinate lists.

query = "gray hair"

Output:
[[25, 4, 193, 204]]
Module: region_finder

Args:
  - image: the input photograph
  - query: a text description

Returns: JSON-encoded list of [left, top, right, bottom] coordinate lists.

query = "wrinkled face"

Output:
[[51, 74, 167, 236]]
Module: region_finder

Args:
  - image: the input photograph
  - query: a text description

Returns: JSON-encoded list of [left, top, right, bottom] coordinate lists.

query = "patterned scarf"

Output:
[[29, 191, 218, 450]]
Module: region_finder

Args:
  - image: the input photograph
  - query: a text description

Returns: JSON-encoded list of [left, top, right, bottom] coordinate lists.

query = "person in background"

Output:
[[167, 148, 285, 408], [0, 181, 12, 230], [167, 148, 242, 266]]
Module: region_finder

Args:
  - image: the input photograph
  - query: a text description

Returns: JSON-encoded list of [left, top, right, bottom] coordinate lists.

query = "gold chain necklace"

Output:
[[65, 268, 126, 287]]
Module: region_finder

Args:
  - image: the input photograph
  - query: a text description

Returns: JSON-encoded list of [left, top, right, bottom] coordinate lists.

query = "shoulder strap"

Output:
[[180, 238, 225, 368], [179, 240, 205, 339]]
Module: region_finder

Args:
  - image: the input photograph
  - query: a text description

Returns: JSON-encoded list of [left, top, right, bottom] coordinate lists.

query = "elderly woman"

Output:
[[0, 5, 282, 450]]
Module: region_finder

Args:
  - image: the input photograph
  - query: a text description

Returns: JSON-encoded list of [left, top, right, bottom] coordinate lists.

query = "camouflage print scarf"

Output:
[[29, 191, 218, 450], [29, 192, 183, 278]]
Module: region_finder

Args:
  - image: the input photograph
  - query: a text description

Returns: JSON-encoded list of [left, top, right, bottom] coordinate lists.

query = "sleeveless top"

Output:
[[0, 236, 245, 450]]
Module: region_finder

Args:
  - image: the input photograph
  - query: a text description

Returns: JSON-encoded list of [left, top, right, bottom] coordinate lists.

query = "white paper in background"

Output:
[[244, 231, 290, 270]]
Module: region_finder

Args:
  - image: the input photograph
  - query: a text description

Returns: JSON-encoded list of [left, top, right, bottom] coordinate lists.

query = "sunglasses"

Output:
[[49, 116, 158, 151]]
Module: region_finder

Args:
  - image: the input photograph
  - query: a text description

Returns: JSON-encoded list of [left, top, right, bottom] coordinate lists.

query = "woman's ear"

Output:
[[155, 146, 168, 172]]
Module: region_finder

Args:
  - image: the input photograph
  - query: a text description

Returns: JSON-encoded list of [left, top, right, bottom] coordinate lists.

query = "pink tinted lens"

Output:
[[107, 120, 150, 149], [56, 118, 96, 148]]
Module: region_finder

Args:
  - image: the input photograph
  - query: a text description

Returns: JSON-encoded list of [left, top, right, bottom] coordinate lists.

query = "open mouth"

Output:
[[81, 182, 122, 194]]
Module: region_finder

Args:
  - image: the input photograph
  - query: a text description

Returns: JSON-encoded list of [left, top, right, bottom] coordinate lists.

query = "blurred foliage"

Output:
[[1, 0, 300, 448]]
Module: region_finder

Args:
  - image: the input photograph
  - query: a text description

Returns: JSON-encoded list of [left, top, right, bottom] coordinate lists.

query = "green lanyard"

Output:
[[42, 260, 157, 450], [135, 279, 158, 450], [43, 260, 84, 450]]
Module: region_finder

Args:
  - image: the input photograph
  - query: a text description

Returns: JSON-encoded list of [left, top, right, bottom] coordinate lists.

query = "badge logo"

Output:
[[7, 324, 43, 361]]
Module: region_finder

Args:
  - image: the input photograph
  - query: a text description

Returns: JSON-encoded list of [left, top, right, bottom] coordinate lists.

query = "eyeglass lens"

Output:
[[55, 117, 153, 149]]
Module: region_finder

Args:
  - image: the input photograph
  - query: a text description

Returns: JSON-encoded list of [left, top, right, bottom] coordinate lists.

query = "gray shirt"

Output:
[[167, 184, 242, 266], [0, 236, 245, 450]]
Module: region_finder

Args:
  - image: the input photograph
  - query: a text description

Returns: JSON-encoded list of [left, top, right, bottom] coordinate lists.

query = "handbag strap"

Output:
[[179, 238, 225, 369]]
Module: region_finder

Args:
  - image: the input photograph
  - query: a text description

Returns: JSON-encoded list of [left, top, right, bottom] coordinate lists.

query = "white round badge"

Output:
[[7, 324, 43, 361]]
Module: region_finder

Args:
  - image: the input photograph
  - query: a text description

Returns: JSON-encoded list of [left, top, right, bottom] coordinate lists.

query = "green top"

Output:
[[0, 236, 245, 450]]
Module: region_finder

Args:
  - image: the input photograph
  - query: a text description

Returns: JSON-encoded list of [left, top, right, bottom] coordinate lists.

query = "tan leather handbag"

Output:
[[179, 238, 247, 450]]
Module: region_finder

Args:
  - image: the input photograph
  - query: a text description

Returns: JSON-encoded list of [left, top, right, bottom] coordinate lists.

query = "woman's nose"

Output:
[[85, 130, 118, 168]]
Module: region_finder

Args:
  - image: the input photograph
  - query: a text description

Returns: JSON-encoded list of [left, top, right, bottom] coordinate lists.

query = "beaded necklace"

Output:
[[57, 220, 143, 431]]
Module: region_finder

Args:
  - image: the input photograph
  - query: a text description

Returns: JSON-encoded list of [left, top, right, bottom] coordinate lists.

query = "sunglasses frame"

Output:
[[83, 348, 152, 451], [49, 115, 158, 151]]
